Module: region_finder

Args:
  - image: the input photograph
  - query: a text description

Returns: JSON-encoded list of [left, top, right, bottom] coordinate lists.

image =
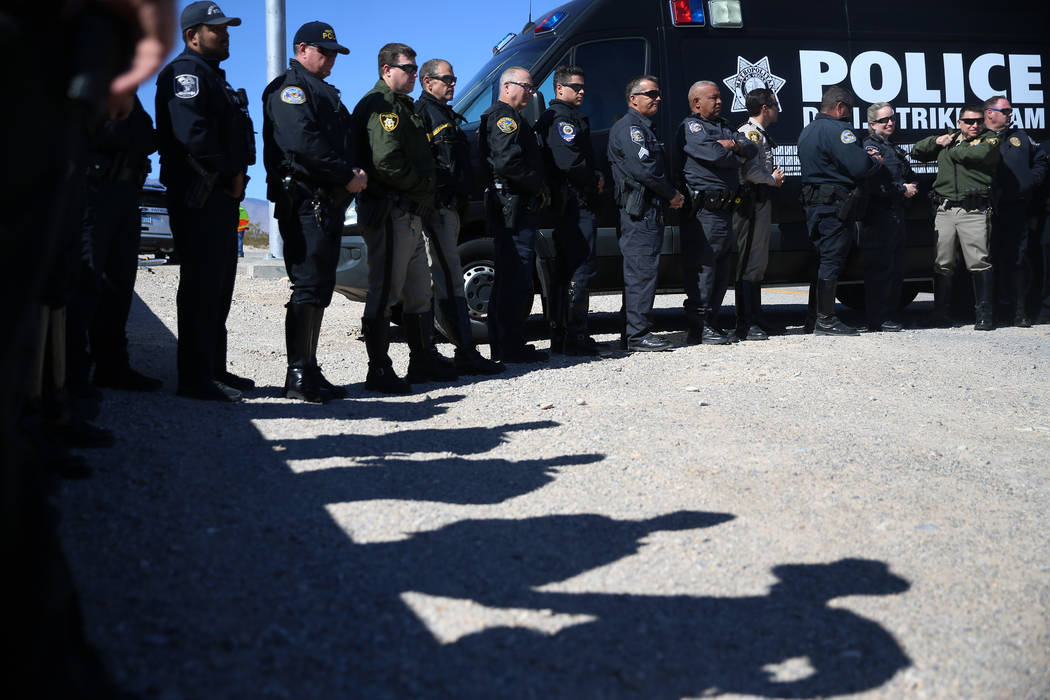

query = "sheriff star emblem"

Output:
[[721, 56, 786, 113], [380, 113, 399, 132]]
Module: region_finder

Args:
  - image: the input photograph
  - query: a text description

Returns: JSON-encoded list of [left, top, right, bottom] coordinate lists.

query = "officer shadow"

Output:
[[242, 391, 466, 422]]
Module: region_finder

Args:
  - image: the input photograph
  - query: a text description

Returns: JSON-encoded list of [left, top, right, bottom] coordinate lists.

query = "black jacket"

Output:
[[87, 96, 155, 184], [992, 125, 1048, 203], [798, 113, 879, 189], [262, 59, 356, 207], [535, 99, 598, 197], [675, 113, 757, 191], [414, 92, 473, 205], [863, 134, 917, 205], [478, 101, 544, 195], [155, 47, 254, 191], [607, 108, 676, 203]]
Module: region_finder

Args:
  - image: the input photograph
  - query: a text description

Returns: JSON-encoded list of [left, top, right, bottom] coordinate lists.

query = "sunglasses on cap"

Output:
[[959, 117, 983, 125], [426, 74, 457, 85], [389, 63, 418, 75], [559, 82, 585, 93], [986, 107, 1012, 116], [871, 115, 895, 125], [632, 89, 661, 99]]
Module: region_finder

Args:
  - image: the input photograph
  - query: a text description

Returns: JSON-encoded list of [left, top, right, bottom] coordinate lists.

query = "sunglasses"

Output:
[[309, 44, 337, 58], [559, 82, 585, 92], [389, 63, 418, 75], [507, 80, 536, 93], [427, 74, 457, 85], [959, 117, 983, 125], [632, 89, 661, 99], [871, 115, 895, 124], [986, 107, 1012, 116]]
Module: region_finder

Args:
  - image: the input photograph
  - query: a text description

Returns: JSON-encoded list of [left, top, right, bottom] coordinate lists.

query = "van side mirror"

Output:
[[523, 91, 545, 125]]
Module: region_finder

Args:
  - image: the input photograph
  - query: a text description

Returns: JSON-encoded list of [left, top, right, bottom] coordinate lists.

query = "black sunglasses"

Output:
[[559, 82, 585, 93], [506, 80, 536, 93], [959, 117, 983, 125], [632, 89, 661, 99], [427, 74, 457, 85], [986, 107, 1012, 116], [871, 115, 895, 125], [389, 63, 418, 75], [309, 44, 337, 58]]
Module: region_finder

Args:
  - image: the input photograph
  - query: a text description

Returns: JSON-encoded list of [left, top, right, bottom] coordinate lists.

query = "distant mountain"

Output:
[[241, 198, 271, 233]]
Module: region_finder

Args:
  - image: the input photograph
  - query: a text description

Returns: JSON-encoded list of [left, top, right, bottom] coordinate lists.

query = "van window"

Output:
[[453, 39, 554, 126], [534, 38, 648, 132]]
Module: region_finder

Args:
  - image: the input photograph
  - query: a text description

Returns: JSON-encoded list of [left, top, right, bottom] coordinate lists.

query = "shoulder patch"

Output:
[[379, 113, 399, 132], [557, 121, 576, 143], [629, 126, 644, 143], [174, 74, 199, 99], [431, 122, 452, 139], [496, 116, 518, 134], [840, 129, 857, 144], [971, 137, 984, 146], [280, 86, 306, 105], [687, 119, 702, 134], [746, 131, 760, 143], [1009, 136, 1022, 147]]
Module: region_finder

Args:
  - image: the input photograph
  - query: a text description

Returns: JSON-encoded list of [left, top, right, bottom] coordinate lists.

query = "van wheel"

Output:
[[459, 238, 497, 342]]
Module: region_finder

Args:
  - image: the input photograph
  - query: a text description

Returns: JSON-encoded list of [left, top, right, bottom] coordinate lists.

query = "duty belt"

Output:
[[936, 195, 990, 211]]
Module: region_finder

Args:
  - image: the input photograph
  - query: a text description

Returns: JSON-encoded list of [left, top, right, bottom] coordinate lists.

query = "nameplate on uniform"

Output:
[[496, 116, 518, 134], [840, 130, 856, 144], [380, 113, 399, 132], [280, 87, 306, 105], [174, 74, 199, 99], [558, 121, 576, 142]]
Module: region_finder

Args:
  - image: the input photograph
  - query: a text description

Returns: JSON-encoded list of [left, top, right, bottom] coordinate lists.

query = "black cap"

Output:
[[180, 2, 242, 32], [292, 21, 350, 55]]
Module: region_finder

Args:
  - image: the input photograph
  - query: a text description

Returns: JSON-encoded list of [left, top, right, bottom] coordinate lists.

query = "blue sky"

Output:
[[141, 0, 549, 201]]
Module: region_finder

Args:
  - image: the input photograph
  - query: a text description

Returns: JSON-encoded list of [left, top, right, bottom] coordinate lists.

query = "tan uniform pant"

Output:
[[362, 208, 433, 318], [934, 205, 991, 274], [423, 207, 465, 301], [732, 198, 772, 282]]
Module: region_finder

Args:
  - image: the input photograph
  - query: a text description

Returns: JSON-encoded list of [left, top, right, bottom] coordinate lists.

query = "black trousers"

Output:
[[485, 190, 538, 355], [682, 207, 732, 315], [553, 195, 598, 293], [991, 200, 1030, 310], [805, 203, 854, 280], [169, 190, 239, 387], [279, 196, 343, 308], [619, 207, 663, 339], [860, 205, 904, 325]]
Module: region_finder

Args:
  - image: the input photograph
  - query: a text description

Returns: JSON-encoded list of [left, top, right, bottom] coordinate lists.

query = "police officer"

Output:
[[414, 58, 503, 375], [732, 88, 786, 340], [263, 22, 367, 403], [353, 43, 456, 393], [478, 66, 550, 363], [156, 2, 255, 401], [983, 96, 1048, 327], [676, 80, 758, 345], [607, 75, 685, 351], [912, 105, 1001, 330], [68, 95, 162, 393], [535, 65, 604, 356], [797, 85, 880, 336], [860, 102, 918, 332]]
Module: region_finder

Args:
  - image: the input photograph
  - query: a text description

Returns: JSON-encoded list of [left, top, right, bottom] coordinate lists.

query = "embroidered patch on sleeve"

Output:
[[558, 121, 576, 143], [840, 130, 857, 144], [496, 117, 518, 134], [687, 120, 702, 133], [174, 74, 199, 99], [630, 126, 644, 143], [280, 87, 306, 104], [380, 113, 399, 132]]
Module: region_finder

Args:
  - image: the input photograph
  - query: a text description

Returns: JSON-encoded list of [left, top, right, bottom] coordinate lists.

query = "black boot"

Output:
[[803, 282, 817, 333], [284, 304, 323, 403], [405, 310, 458, 383], [362, 316, 411, 394], [973, 269, 995, 331], [548, 283, 568, 355], [564, 283, 599, 356], [814, 279, 858, 336], [699, 308, 731, 345], [685, 309, 703, 345], [1014, 267, 1032, 327], [751, 282, 783, 335], [443, 297, 504, 375], [306, 306, 348, 399], [932, 272, 953, 327], [737, 280, 768, 341]]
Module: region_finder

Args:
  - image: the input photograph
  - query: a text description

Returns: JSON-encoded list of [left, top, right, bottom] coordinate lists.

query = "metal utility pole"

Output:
[[265, 0, 286, 259]]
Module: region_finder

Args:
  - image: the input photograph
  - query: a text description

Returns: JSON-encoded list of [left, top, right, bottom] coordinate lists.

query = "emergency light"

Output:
[[534, 10, 567, 34], [669, 0, 705, 26]]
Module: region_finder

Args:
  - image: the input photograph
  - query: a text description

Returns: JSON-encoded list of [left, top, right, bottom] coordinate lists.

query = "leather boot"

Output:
[[698, 307, 731, 345], [932, 272, 953, 327], [284, 304, 323, 403], [362, 316, 411, 394], [307, 306, 348, 400], [803, 282, 817, 333], [444, 297, 504, 375], [814, 279, 859, 336], [1014, 267, 1032, 327], [685, 309, 703, 345], [563, 282, 600, 356], [751, 282, 783, 335], [548, 283, 568, 355], [405, 310, 458, 383], [736, 280, 768, 341], [973, 269, 995, 331]]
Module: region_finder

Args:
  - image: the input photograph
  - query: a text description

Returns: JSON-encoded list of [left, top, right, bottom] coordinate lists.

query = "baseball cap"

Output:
[[292, 21, 350, 55], [180, 2, 242, 32]]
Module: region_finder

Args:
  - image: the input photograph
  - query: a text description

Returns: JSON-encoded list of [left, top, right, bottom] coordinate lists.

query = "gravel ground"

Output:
[[59, 250, 1050, 699]]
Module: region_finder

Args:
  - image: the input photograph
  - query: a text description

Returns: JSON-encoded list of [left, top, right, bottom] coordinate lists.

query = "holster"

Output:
[[496, 190, 520, 228], [184, 155, 219, 209], [616, 179, 645, 219]]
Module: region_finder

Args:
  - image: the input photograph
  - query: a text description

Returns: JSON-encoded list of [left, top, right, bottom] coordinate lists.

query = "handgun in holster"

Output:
[[184, 154, 219, 209]]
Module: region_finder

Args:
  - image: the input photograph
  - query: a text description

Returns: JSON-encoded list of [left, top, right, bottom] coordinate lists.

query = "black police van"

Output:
[[336, 0, 1049, 335]]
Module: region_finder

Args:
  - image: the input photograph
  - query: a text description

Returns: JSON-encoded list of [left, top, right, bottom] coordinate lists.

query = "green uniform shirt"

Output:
[[911, 129, 1001, 201], [352, 78, 436, 208]]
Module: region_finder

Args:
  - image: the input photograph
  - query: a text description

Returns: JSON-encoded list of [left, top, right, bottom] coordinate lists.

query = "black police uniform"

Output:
[[414, 91, 502, 375], [989, 124, 1048, 325], [607, 109, 678, 348], [797, 112, 880, 334], [675, 113, 757, 344], [156, 46, 254, 399], [478, 100, 548, 362], [536, 98, 601, 355], [69, 96, 161, 392], [861, 133, 917, 331], [263, 58, 356, 402]]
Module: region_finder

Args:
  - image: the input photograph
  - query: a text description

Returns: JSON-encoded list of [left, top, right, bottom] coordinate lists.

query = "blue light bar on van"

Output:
[[669, 0, 705, 26], [534, 10, 567, 34]]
